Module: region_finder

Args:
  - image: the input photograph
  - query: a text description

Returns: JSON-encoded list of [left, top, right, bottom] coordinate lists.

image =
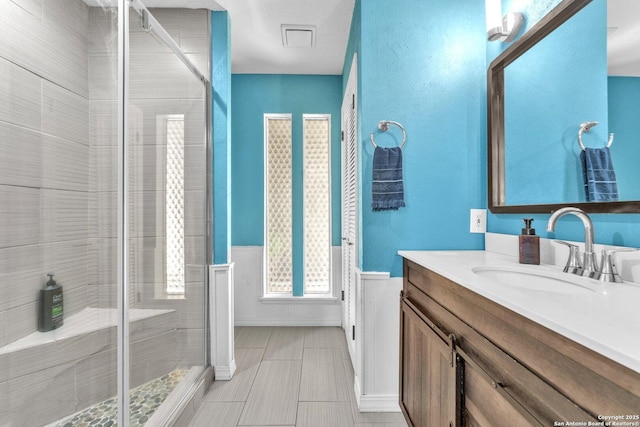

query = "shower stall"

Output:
[[0, 1, 211, 425]]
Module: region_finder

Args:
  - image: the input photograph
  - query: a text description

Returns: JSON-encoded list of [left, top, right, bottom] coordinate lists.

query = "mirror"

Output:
[[488, 0, 640, 213]]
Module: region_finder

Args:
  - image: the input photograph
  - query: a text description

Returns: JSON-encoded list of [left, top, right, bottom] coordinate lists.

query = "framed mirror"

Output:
[[488, 0, 640, 213]]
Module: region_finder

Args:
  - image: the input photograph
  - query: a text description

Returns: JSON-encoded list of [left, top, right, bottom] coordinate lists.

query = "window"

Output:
[[303, 115, 331, 294], [165, 116, 185, 295], [265, 115, 293, 294], [264, 114, 332, 297]]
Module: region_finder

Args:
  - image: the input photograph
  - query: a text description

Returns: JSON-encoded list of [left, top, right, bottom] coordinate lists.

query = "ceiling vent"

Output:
[[281, 25, 316, 48]]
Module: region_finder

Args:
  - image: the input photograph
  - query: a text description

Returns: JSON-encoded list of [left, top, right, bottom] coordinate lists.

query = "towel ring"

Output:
[[578, 121, 614, 151], [369, 120, 406, 149]]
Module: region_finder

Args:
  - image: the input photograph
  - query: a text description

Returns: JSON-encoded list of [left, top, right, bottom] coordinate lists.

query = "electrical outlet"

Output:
[[470, 209, 486, 233]]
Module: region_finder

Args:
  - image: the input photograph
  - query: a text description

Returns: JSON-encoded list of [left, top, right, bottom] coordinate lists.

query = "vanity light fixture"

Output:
[[485, 0, 524, 42]]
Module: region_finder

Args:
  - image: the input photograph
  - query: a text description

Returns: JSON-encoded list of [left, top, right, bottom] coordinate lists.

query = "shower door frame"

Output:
[[117, 1, 213, 425]]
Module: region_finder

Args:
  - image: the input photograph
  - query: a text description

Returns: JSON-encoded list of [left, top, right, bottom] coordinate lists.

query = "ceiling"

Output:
[[608, 0, 640, 76], [114, 0, 638, 76], [213, 0, 355, 74], [139, 0, 355, 74]]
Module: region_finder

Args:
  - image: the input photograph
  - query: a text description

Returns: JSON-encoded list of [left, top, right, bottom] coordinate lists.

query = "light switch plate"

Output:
[[470, 209, 487, 233]]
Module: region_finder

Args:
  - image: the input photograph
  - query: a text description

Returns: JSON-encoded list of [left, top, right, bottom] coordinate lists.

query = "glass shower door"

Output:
[[0, 1, 209, 425], [124, 4, 209, 425]]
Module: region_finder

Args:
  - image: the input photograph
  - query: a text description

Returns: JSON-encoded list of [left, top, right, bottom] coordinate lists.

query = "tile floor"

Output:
[[188, 327, 408, 427]]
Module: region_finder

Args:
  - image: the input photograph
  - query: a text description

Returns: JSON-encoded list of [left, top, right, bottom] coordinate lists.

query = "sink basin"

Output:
[[471, 265, 597, 294]]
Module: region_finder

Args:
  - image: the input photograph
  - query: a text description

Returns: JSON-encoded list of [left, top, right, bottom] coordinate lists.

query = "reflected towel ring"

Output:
[[369, 120, 406, 149], [578, 121, 614, 151]]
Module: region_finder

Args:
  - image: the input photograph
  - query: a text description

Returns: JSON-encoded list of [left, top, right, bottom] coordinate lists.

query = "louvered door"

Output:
[[341, 55, 358, 361]]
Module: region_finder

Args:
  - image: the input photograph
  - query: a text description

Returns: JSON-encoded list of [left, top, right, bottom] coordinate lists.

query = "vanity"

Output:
[[396, 0, 640, 423], [398, 249, 640, 426]]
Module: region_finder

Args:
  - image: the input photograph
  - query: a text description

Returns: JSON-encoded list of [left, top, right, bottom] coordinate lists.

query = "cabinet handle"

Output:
[[449, 333, 457, 368]]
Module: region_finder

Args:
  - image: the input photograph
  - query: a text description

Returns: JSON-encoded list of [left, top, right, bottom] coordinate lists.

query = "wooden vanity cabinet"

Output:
[[400, 300, 462, 427], [399, 259, 640, 427]]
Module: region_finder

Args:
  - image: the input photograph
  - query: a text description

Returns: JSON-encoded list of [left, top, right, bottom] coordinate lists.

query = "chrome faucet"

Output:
[[547, 207, 599, 278]]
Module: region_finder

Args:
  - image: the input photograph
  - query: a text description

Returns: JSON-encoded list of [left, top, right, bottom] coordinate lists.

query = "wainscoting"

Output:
[[354, 271, 402, 412], [210, 263, 236, 381], [229, 246, 401, 413], [231, 246, 342, 326]]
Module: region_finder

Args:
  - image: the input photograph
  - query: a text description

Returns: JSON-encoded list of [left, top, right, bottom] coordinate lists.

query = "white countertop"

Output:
[[398, 250, 640, 375]]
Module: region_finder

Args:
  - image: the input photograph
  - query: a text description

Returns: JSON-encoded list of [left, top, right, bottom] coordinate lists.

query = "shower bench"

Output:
[[0, 307, 177, 425]]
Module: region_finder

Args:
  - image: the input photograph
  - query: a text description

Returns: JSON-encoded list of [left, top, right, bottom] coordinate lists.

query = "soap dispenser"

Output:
[[38, 273, 64, 332], [519, 218, 540, 265]]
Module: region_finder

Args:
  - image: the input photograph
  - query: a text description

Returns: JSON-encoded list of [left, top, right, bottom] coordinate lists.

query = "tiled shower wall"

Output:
[[0, 1, 210, 363], [0, 0, 93, 348]]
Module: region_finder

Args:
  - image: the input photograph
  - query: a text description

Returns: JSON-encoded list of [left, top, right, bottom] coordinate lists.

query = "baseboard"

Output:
[[354, 374, 363, 407], [357, 395, 401, 413], [214, 358, 237, 381], [234, 319, 341, 327], [353, 374, 400, 413]]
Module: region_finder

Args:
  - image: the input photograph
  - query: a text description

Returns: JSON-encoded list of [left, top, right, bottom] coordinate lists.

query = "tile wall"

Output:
[[0, 0, 209, 351], [0, 2, 210, 424], [0, 0, 93, 348]]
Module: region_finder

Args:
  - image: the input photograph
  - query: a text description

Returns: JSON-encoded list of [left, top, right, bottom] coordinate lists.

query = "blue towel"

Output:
[[372, 146, 405, 211], [580, 147, 619, 202]]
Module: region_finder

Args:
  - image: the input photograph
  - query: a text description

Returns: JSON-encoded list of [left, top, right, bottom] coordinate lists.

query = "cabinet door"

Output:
[[463, 358, 542, 427], [403, 260, 615, 425], [400, 300, 461, 427]]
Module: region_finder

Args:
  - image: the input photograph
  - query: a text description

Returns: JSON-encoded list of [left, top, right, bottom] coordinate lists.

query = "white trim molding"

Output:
[[351, 270, 402, 412], [209, 263, 236, 380], [355, 375, 401, 412], [232, 246, 343, 326]]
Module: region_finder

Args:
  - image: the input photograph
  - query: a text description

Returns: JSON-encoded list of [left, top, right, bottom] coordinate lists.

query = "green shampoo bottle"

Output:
[[38, 273, 64, 332]]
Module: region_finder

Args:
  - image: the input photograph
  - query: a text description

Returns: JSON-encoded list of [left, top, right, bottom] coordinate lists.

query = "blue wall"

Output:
[[504, 0, 607, 205], [487, 0, 640, 249], [230, 74, 342, 249], [212, 11, 232, 264], [345, 0, 487, 277], [223, 0, 640, 285]]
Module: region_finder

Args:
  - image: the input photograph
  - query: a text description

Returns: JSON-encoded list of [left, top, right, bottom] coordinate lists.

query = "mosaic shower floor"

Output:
[[49, 369, 187, 427]]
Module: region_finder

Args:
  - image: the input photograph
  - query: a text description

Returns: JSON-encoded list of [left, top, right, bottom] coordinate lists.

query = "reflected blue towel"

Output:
[[372, 146, 405, 211], [580, 147, 619, 202]]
